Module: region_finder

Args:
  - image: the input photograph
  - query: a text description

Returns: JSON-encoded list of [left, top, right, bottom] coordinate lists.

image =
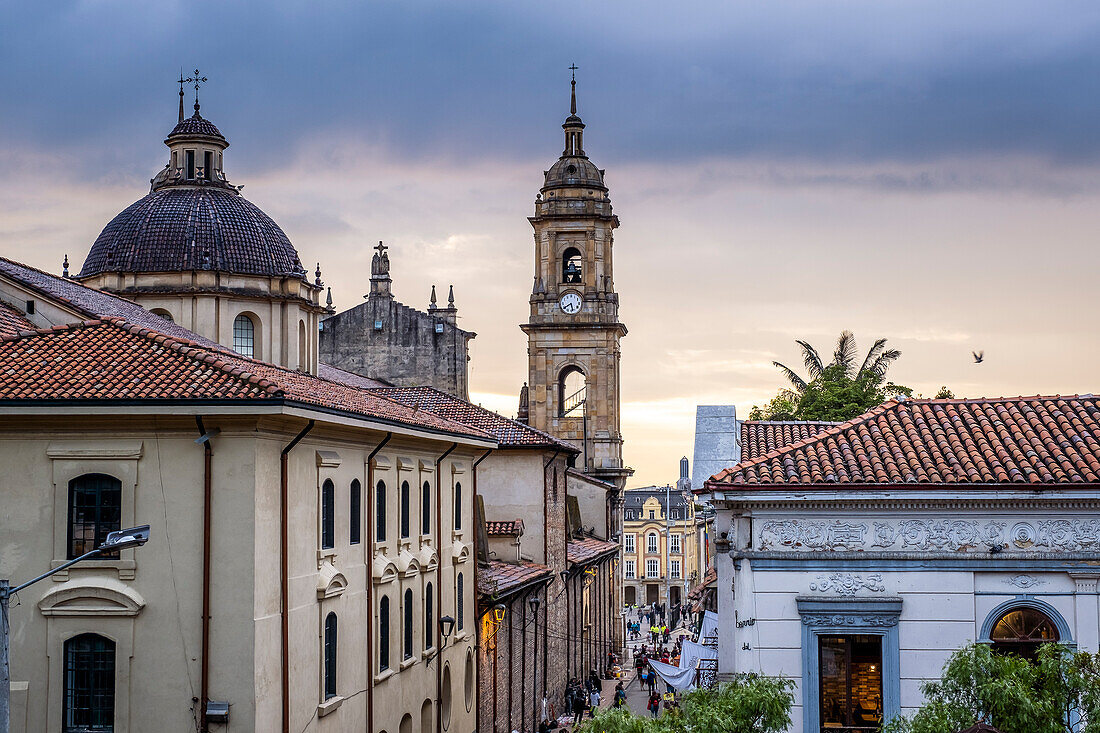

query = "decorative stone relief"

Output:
[[757, 517, 1096, 553], [1003, 574, 1046, 589], [810, 573, 885, 596], [800, 613, 899, 627]]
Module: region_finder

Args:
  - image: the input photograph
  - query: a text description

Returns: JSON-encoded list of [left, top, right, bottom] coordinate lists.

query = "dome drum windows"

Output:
[[232, 313, 258, 359]]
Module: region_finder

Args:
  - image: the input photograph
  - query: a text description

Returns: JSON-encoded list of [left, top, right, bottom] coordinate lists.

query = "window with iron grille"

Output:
[[671, 560, 681, 579], [403, 589, 414, 659], [321, 479, 335, 550], [647, 532, 658, 554], [68, 474, 121, 559], [624, 560, 635, 579], [323, 613, 337, 699], [64, 633, 115, 732], [670, 533, 682, 555], [232, 314, 255, 358]]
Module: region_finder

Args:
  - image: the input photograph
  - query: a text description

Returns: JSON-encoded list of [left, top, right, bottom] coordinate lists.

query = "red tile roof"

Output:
[[567, 538, 619, 566], [0, 318, 493, 439], [712, 396, 1100, 487], [0, 302, 34, 338], [486, 519, 524, 537], [477, 560, 551, 598], [372, 385, 578, 451], [685, 567, 717, 603], [740, 420, 839, 461]]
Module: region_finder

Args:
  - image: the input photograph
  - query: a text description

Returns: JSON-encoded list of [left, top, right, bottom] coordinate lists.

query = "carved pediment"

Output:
[[396, 547, 420, 577], [317, 561, 348, 599], [373, 552, 397, 584], [417, 543, 438, 572], [38, 579, 145, 617], [451, 542, 471, 564]]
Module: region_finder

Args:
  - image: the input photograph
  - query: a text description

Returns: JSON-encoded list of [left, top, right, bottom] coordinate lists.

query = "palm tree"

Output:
[[773, 330, 901, 393]]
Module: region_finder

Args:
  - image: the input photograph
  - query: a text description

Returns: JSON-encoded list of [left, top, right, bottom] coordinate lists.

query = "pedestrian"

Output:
[[613, 681, 626, 708], [588, 686, 601, 717], [572, 682, 586, 725], [647, 691, 661, 719]]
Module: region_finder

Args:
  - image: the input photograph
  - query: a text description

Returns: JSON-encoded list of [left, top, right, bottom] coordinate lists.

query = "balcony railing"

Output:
[[694, 659, 718, 689]]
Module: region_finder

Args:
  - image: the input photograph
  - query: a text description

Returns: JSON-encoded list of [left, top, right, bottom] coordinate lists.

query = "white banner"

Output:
[[698, 610, 719, 642], [648, 659, 697, 692]]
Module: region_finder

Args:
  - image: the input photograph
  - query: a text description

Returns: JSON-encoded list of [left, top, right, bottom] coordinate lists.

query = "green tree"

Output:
[[750, 331, 912, 422], [884, 643, 1100, 733], [575, 674, 795, 733]]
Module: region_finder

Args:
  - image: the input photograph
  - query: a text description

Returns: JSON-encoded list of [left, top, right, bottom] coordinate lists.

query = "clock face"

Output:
[[559, 292, 582, 315]]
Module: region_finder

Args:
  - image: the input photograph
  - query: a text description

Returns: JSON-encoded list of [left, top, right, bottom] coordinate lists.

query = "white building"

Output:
[[703, 397, 1100, 733]]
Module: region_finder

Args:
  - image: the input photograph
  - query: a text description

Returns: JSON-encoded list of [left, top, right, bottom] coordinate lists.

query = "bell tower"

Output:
[[520, 72, 633, 490]]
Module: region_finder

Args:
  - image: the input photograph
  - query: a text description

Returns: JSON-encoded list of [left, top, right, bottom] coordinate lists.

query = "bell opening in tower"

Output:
[[558, 366, 586, 418], [562, 247, 583, 284]]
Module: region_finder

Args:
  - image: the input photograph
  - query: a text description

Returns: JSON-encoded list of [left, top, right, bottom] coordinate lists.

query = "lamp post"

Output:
[[1, 525, 150, 733], [528, 595, 541, 729]]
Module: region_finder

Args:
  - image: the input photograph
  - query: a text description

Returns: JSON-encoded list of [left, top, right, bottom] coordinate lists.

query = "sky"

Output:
[[2, 1, 1100, 487]]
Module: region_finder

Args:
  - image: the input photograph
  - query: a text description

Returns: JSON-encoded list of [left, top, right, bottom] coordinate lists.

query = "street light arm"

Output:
[[7, 548, 102, 596]]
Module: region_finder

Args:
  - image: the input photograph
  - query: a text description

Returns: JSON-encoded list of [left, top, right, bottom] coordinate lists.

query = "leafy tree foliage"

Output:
[[749, 331, 912, 422], [575, 674, 794, 733], [884, 643, 1100, 733]]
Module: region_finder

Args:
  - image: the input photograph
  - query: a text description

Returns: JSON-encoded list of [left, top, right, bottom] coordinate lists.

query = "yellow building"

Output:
[[621, 459, 701, 612]]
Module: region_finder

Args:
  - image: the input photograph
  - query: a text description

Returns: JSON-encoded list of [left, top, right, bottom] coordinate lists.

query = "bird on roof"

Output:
[[973, 351, 984, 364]]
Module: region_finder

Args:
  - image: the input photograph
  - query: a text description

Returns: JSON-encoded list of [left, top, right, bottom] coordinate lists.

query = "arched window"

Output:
[[991, 606, 1059, 660], [321, 479, 335, 550], [379, 596, 390, 671], [425, 582, 434, 650], [64, 633, 115, 730], [422, 481, 431, 536], [562, 247, 583, 284], [68, 474, 122, 559], [233, 314, 256, 358], [558, 366, 586, 417], [403, 589, 414, 659], [647, 532, 659, 554], [400, 481, 411, 539], [350, 479, 361, 545], [376, 480, 387, 542], [454, 482, 462, 531], [421, 699, 433, 733], [150, 308, 173, 323], [456, 573, 464, 631], [323, 612, 338, 699], [298, 319, 307, 371], [441, 664, 453, 727]]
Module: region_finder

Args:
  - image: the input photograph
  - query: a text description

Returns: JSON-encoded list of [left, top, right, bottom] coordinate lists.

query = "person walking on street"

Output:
[[647, 691, 661, 719], [588, 686, 601, 717], [613, 682, 626, 708]]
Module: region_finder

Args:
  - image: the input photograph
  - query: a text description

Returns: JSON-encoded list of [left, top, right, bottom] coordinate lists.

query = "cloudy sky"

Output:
[[3, 1, 1100, 486]]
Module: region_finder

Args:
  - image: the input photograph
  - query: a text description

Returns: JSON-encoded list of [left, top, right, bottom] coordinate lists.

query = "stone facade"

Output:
[[319, 242, 474, 399], [622, 483, 701, 612]]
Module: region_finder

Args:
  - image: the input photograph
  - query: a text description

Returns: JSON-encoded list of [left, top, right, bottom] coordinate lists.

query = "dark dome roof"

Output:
[[167, 115, 226, 143], [79, 187, 305, 280], [544, 156, 606, 191]]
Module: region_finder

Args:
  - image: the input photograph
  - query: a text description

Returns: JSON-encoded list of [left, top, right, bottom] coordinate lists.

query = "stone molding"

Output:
[[809, 572, 885, 596]]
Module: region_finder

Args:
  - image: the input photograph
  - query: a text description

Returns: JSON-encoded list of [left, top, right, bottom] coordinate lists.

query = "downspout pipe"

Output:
[[365, 432, 392, 733], [280, 420, 314, 733], [194, 417, 218, 733], [435, 442, 457, 733], [471, 448, 492, 733]]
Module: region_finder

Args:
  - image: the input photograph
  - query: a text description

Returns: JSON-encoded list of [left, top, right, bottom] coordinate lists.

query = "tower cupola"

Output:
[[152, 71, 233, 192]]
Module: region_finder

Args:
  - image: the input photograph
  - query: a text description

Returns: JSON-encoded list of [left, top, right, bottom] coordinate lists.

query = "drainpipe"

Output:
[[194, 417, 218, 733], [435, 442, 457, 733], [471, 448, 492, 733], [365, 433, 392, 733], [280, 420, 315, 733]]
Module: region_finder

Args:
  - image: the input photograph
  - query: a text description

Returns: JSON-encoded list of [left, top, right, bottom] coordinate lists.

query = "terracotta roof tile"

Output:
[[0, 301, 34, 338], [740, 420, 839, 461], [712, 396, 1100, 487], [477, 560, 551, 598], [685, 567, 717, 603], [372, 386, 578, 451], [567, 538, 619, 566], [0, 318, 493, 439], [486, 519, 524, 537]]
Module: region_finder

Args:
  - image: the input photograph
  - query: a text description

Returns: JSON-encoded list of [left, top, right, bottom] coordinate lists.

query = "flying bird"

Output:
[[972, 351, 984, 364]]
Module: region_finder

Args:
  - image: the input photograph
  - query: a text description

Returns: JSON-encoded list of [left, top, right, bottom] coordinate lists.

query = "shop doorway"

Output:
[[624, 586, 636, 606], [646, 584, 659, 604], [818, 634, 883, 732]]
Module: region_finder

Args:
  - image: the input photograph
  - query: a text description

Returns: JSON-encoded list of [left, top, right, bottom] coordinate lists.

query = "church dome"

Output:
[[544, 156, 606, 191], [166, 115, 227, 144], [79, 187, 305, 279]]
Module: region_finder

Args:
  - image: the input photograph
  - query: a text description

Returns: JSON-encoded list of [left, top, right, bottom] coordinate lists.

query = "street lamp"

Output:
[[1, 525, 151, 733], [439, 615, 456, 647], [528, 596, 541, 728]]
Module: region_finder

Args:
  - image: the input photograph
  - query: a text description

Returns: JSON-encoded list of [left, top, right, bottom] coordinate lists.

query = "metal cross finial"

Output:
[[374, 240, 388, 256], [569, 63, 578, 81], [184, 69, 208, 112]]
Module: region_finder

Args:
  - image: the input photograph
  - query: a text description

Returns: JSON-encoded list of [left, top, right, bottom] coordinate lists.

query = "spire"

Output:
[[326, 286, 333, 309], [447, 285, 455, 308], [429, 284, 437, 311], [569, 63, 578, 116], [315, 262, 323, 286], [177, 70, 186, 123]]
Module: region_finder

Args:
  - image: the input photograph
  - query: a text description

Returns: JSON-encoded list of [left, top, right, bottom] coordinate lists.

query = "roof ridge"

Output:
[[0, 255, 141, 319], [0, 318, 106, 345]]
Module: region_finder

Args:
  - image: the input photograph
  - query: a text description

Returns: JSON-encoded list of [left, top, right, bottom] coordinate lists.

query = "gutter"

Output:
[[435, 442, 457, 733], [194, 417, 218, 733], [365, 433, 392, 733], [280, 420, 315, 733]]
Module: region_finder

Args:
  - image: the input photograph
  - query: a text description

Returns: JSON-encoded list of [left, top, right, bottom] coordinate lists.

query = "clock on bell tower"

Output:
[[519, 72, 633, 490]]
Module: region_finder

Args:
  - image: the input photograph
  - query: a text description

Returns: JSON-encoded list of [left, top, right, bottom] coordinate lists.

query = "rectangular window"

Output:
[[68, 474, 122, 559], [670, 559, 681, 579], [624, 560, 635, 579], [670, 533, 682, 555], [64, 634, 115, 731], [624, 534, 635, 554], [185, 150, 195, 179], [350, 480, 361, 545], [648, 510, 655, 520], [400, 481, 410, 539], [204, 150, 213, 180], [646, 559, 659, 578], [819, 635, 883, 731]]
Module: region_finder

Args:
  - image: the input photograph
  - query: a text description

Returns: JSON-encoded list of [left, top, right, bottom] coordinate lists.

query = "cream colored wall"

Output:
[[477, 451, 548, 563], [0, 414, 482, 733]]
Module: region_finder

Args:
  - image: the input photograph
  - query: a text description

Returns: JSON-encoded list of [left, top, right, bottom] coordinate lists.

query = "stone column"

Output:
[[1071, 574, 1099, 652]]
